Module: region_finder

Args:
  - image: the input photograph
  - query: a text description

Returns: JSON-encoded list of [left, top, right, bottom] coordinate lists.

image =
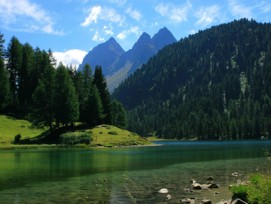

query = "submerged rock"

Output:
[[207, 176, 214, 181], [201, 199, 212, 204], [181, 198, 196, 203], [158, 188, 169, 194], [166, 194, 171, 200], [232, 172, 241, 177], [208, 183, 219, 188], [191, 183, 202, 190]]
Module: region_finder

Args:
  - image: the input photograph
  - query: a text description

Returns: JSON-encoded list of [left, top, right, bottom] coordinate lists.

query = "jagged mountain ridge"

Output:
[[78, 37, 125, 76], [78, 27, 177, 91]]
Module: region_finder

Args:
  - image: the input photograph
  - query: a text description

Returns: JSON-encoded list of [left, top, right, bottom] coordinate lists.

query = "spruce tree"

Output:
[[93, 66, 112, 124], [111, 100, 127, 128], [53, 63, 79, 126], [85, 85, 104, 126], [0, 33, 9, 111], [79, 64, 93, 122], [6, 36, 22, 112], [18, 43, 34, 114], [31, 62, 56, 131]]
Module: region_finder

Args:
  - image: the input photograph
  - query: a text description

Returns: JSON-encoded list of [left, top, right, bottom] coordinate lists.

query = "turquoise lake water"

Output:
[[0, 140, 270, 203]]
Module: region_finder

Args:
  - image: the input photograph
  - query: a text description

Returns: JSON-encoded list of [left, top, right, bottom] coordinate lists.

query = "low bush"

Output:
[[60, 132, 92, 145], [14, 134, 21, 144], [230, 174, 271, 204], [108, 131, 118, 135]]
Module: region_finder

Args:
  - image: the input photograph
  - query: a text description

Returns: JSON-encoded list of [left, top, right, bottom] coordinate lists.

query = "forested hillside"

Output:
[[113, 19, 271, 140], [0, 34, 127, 134]]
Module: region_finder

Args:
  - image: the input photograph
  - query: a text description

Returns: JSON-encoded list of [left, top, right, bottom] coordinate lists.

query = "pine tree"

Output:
[[111, 100, 127, 128], [0, 33, 9, 111], [93, 66, 112, 124], [18, 43, 34, 114], [85, 85, 104, 126], [53, 63, 79, 126], [31, 63, 56, 131], [79, 64, 93, 122], [6, 36, 22, 112]]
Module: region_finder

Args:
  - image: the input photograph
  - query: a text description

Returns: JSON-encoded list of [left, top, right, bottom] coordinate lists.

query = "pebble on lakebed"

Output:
[[158, 188, 169, 194]]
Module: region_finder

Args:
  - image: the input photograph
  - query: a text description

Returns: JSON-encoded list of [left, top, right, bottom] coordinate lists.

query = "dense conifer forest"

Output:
[[113, 19, 271, 140], [0, 34, 127, 134]]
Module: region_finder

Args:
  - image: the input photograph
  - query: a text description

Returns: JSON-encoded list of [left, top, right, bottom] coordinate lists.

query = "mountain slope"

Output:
[[113, 19, 271, 140], [79, 27, 177, 92], [78, 37, 124, 76]]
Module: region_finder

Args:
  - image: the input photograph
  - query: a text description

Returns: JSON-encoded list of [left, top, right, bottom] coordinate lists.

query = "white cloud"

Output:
[[103, 24, 114, 35], [228, 0, 252, 19], [92, 31, 105, 42], [195, 5, 220, 27], [155, 1, 192, 22], [53, 49, 87, 68], [126, 7, 142, 21], [117, 26, 141, 40], [81, 6, 124, 27], [0, 0, 63, 35], [81, 6, 101, 26]]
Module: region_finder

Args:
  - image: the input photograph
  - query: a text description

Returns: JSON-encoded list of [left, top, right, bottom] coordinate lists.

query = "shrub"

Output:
[[247, 174, 271, 204], [14, 134, 21, 144], [230, 174, 271, 204], [230, 184, 249, 202], [60, 132, 92, 145], [108, 131, 118, 135]]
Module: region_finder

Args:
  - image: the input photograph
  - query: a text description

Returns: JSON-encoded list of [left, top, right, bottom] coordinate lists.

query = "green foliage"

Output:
[[231, 174, 271, 204], [0, 33, 9, 111], [54, 63, 79, 126], [0, 34, 122, 144], [84, 85, 103, 126], [94, 66, 112, 124], [60, 132, 92, 145], [6, 36, 22, 111], [113, 19, 271, 139], [13, 134, 21, 144], [230, 184, 249, 202], [31, 64, 55, 130], [111, 100, 127, 129]]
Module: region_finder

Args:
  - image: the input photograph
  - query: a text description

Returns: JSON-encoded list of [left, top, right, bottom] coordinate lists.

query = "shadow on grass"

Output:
[[19, 124, 93, 144]]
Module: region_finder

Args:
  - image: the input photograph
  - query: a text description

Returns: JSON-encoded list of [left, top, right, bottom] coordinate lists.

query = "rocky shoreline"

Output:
[[156, 175, 248, 204]]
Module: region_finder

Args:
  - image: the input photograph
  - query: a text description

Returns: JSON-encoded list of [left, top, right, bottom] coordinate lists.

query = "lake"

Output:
[[0, 140, 270, 203]]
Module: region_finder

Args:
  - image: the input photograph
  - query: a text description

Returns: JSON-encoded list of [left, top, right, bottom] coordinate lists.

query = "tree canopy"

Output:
[[113, 19, 271, 140]]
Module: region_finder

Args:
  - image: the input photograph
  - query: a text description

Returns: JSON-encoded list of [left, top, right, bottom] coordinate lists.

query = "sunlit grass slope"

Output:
[[90, 125, 151, 147], [0, 115, 150, 147], [0, 115, 45, 144]]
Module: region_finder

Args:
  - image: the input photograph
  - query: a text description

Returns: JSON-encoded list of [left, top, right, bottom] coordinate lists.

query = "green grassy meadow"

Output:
[[0, 115, 45, 144], [90, 125, 151, 147], [0, 115, 150, 148]]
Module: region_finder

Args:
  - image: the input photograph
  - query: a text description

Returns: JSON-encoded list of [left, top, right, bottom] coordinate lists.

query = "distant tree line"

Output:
[[113, 19, 271, 140], [0, 34, 127, 132]]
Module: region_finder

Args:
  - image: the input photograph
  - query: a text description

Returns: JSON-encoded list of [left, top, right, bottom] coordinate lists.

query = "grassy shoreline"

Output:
[[0, 115, 152, 150]]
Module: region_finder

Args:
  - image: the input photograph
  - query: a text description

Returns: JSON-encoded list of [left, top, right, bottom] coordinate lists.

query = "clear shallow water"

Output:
[[0, 141, 270, 203]]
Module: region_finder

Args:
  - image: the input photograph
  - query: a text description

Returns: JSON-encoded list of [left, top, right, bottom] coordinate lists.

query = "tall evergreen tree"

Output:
[[6, 36, 22, 112], [18, 43, 34, 114], [0, 33, 9, 111], [31, 62, 56, 131], [111, 100, 127, 128], [93, 66, 112, 124], [85, 85, 104, 126], [53, 63, 79, 126], [78, 64, 93, 122]]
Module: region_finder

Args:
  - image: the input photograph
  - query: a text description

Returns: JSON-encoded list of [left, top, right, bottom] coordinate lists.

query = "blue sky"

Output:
[[0, 0, 271, 67]]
